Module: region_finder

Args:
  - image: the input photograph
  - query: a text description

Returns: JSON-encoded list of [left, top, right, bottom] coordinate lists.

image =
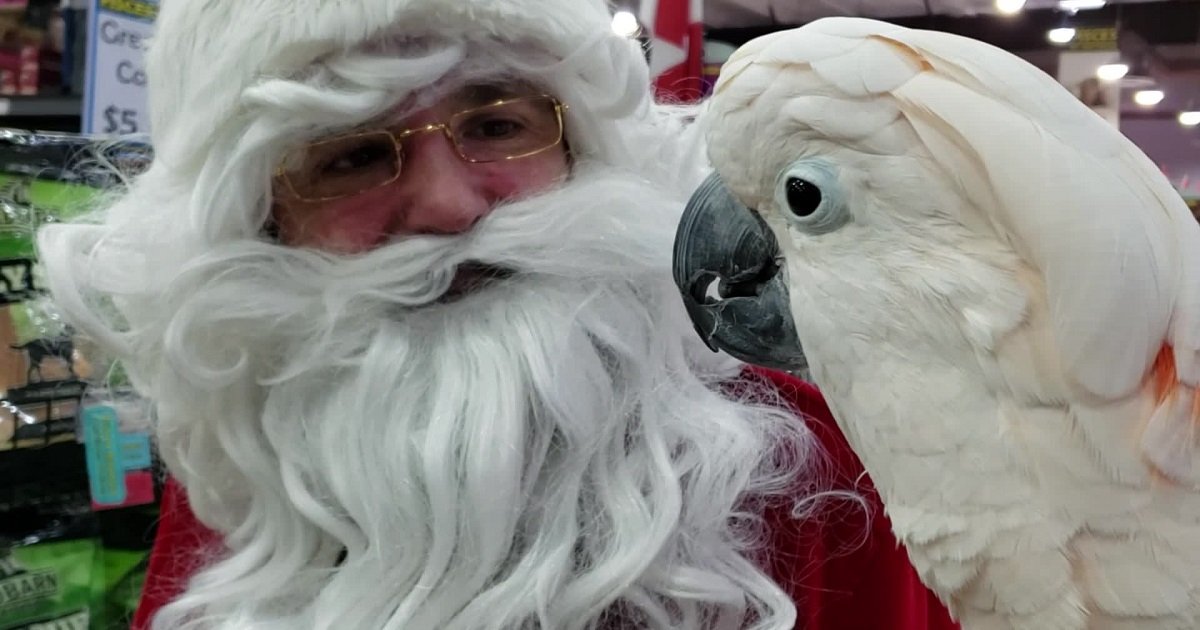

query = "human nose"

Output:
[[388, 132, 493, 236]]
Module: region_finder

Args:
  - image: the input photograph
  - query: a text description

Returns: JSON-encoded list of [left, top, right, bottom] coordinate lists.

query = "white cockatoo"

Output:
[[672, 16, 1200, 630]]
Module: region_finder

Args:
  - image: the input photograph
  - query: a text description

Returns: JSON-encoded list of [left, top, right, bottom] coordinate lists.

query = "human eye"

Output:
[[450, 97, 560, 160], [458, 113, 528, 141], [314, 137, 395, 176]]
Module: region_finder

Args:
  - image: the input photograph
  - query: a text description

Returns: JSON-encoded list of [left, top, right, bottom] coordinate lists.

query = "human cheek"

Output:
[[274, 189, 398, 253], [484, 154, 569, 201]]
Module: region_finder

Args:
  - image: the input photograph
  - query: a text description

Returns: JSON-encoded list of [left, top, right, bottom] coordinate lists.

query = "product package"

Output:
[[0, 128, 157, 630]]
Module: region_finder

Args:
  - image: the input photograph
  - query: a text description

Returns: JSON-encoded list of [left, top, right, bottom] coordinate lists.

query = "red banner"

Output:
[[640, 0, 705, 102]]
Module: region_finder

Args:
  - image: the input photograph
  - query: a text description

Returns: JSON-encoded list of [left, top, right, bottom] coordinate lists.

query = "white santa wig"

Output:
[[37, 0, 821, 628]]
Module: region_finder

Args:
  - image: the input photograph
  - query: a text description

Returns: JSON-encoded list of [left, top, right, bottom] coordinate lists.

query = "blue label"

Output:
[[82, 405, 126, 505], [119, 431, 153, 470]]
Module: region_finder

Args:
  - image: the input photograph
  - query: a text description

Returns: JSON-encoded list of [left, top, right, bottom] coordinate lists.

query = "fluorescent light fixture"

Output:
[[1133, 90, 1165, 106], [1058, 0, 1105, 10], [611, 10, 640, 38], [1048, 27, 1076, 44], [1179, 111, 1200, 126], [995, 0, 1026, 14], [1096, 63, 1129, 81]]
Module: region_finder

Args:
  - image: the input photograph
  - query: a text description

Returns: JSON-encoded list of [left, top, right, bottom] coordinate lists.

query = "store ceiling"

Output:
[[704, 0, 1173, 28], [702, 0, 1200, 119], [694, 0, 1200, 192]]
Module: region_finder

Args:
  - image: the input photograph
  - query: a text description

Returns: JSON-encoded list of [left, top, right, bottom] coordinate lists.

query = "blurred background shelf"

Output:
[[0, 95, 82, 131], [0, 94, 81, 117]]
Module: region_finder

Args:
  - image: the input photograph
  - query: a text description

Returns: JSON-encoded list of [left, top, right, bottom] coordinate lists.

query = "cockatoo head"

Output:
[[674, 19, 1031, 372]]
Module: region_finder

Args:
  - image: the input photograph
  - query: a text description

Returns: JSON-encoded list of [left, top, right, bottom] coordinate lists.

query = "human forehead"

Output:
[[396, 81, 551, 121]]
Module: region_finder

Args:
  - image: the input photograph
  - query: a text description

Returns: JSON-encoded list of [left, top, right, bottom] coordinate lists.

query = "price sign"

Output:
[[83, 0, 159, 135], [1069, 27, 1118, 51]]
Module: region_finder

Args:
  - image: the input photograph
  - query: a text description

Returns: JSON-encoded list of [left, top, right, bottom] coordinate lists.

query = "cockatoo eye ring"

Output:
[[785, 177, 822, 217], [774, 159, 847, 234]]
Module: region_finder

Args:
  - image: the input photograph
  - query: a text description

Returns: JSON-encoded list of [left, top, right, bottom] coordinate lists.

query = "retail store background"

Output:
[[0, 0, 1194, 628]]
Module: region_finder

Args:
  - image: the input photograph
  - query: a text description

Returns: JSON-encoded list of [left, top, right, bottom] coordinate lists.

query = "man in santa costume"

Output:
[[37, 0, 958, 628]]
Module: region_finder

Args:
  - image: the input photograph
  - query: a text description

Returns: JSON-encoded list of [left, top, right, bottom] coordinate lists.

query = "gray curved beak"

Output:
[[672, 172, 808, 372]]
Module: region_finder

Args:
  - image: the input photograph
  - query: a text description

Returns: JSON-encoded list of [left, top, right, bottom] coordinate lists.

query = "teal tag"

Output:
[[82, 405, 125, 505], [119, 431, 153, 470]]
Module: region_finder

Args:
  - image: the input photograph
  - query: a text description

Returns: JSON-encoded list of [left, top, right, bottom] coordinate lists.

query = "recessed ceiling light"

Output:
[[1058, 0, 1106, 11], [996, 0, 1026, 14], [1048, 27, 1076, 44], [1096, 63, 1129, 81], [1133, 90, 1165, 106], [611, 10, 640, 38]]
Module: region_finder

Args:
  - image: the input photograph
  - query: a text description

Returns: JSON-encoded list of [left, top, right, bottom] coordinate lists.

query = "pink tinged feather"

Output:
[[1140, 345, 1200, 488]]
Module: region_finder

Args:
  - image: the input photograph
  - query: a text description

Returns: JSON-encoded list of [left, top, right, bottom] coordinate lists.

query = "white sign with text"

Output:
[[83, 0, 158, 135]]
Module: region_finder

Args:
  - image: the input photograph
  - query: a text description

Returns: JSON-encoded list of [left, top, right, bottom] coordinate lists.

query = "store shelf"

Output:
[[0, 95, 82, 117]]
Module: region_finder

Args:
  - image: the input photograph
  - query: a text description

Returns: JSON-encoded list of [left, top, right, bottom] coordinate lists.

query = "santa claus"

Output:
[[37, 0, 956, 628]]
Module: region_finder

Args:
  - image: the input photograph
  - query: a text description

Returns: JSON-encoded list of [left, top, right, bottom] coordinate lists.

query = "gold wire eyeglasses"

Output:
[[276, 94, 568, 203]]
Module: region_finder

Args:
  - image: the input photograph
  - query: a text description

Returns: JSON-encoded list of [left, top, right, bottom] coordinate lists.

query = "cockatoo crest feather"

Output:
[[710, 16, 1200, 486]]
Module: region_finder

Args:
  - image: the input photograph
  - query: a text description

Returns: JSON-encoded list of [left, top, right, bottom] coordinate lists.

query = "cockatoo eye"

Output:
[[773, 159, 849, 235], [785, 178, 822, 217]]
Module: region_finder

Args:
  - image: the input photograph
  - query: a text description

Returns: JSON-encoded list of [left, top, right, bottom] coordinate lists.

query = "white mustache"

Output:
[[160, 162, 688, 387], [192, 163, 683, 309]]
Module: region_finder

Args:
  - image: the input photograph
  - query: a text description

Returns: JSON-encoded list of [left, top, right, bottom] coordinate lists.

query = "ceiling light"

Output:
[[1179, 111, 1200, 126], [1057, 0, 1106, 11], [995, 0, 1026, 14], [1047, 27, 1076, 44], [1096, 63, 1128, 81], [611, 10, 640, 38], [1133, 90, 1165, 106]]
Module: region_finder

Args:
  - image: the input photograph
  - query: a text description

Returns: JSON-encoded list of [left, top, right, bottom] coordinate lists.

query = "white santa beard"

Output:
[[149, 164, 808, 630]]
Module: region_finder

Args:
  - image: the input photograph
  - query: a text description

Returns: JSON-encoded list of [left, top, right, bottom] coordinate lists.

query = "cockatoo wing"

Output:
[[799, 17, 1200, 396], [871, 22, 1200, 395], [865, 22, 1200, 487]]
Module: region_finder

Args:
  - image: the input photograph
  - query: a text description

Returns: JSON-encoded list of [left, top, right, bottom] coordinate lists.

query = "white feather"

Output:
[[891, 72, 1175, 400], [701, 16, 1200, 629], [809, 35, 927, 96]]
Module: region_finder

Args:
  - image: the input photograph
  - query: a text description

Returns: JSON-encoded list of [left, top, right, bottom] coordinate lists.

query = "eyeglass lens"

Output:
[[283, 96, 562, 201]]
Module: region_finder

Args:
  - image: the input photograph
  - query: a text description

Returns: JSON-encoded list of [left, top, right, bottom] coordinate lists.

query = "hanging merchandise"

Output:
[[0, 453, 99, 630], [81, 394, 155, 512], [0, 131, 96, 450], [0, 128, 156, 630]]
